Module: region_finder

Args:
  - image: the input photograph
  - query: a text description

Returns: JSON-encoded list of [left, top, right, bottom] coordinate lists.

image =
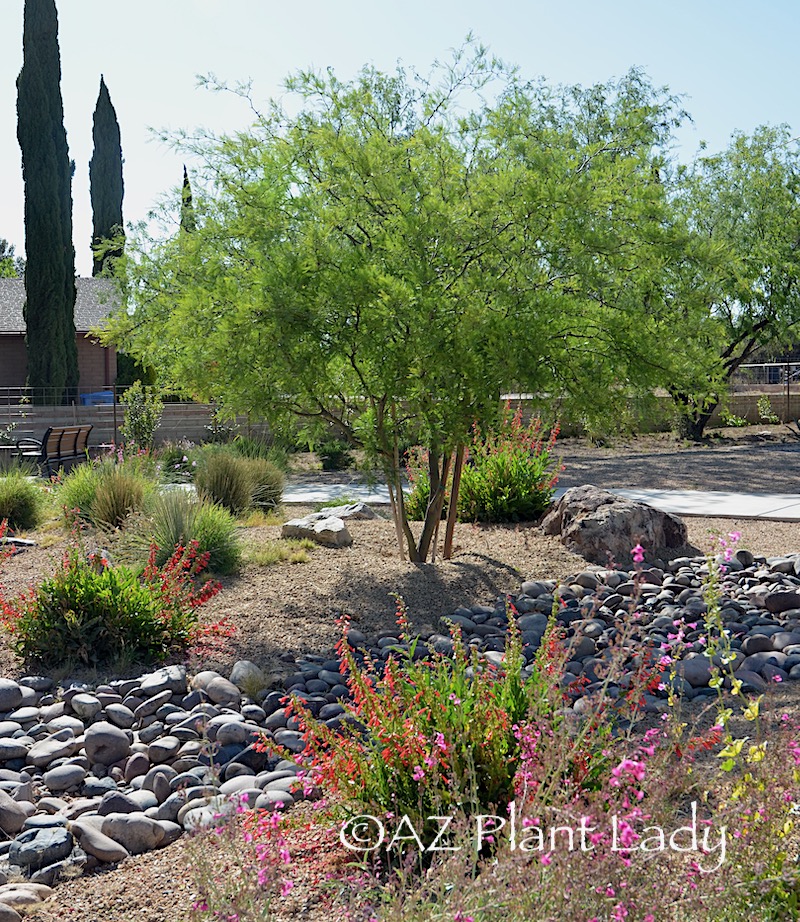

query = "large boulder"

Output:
[[541, 485, 687, 566]]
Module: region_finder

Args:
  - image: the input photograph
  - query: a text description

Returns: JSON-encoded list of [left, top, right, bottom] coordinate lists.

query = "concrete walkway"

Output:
[[283, 478, 800, 521]]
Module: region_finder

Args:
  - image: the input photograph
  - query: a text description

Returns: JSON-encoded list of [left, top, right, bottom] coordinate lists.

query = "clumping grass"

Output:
[[133, 491, 243, 576], [58, 457, 156, 528], [246, 537, 315, 567], [239, 508, 285, 527], [0, 471, 44, 531]]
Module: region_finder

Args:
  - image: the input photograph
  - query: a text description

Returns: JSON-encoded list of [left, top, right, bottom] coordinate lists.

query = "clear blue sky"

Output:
[[1, 0, 798, 276]]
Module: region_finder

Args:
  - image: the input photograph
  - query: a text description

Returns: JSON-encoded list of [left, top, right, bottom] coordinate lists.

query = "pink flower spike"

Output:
[[631, 544, 645, 564]]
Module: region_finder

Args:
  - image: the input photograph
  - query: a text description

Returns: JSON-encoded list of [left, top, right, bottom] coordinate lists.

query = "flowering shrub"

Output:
[[405, 406, 561, 523], [278, 599, 610, 850], [1, 539, 220, 668]]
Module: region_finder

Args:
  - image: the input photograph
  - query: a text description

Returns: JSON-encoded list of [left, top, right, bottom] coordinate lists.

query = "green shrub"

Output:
[[317, 436, 354, 471], [143, 491, 242, 576], [120, 382, 163, 450], [404, 409, 560, 523], [242, 458, 283, 511], [194, 450, 253, 515], [757, 395, 780, 424], [0, 471, 43, 531], [59, 458, 155, 528], [459, 411, 561, 522], [3, 543, 219, 668]]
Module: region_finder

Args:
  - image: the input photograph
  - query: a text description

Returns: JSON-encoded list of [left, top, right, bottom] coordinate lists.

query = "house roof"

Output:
[[0, 277, 120, 335]]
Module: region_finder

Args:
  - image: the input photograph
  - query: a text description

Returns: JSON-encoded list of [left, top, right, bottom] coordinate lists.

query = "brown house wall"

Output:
[[77, 335, 116, 389], [0, 334, 116, 390], [0, 336, 28, 387]]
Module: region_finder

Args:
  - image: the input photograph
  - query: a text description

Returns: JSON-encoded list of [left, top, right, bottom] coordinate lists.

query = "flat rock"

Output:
[[27, 731, 78, 769], [9, 826, 73, 870], [281, 516, 352, 548]]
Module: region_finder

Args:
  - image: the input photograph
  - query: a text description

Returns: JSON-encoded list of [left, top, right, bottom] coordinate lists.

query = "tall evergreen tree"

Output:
[[16, 0, 78, 402], [180, 165, 196, 233], [89, 76, 124, 277]]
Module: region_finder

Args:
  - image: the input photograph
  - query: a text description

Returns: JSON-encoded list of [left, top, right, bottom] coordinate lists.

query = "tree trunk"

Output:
[[443, 444, 465, 559]]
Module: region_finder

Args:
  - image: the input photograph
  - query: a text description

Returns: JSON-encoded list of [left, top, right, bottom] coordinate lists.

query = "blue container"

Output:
[[79, 391, 114, 406]]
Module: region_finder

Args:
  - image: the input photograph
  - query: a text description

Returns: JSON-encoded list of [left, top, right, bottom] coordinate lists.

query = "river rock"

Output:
[[84, 723, 131, 766]]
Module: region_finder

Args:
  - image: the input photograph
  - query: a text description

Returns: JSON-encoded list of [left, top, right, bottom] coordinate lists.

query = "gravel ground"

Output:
[[10, 425, 800, 921]]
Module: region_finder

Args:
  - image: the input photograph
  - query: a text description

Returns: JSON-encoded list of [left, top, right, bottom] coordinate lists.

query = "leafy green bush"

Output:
[[59, 458, 155, 527], [459, 411, 561, 522], [757, 395, 780, 424], [404, 409, 560, 523], [2, 542, 219, 668], [141, 491, 242, 575], [0, 471, 43, 531], [317, 436, 354, 471], [120, 381, 164, 449]]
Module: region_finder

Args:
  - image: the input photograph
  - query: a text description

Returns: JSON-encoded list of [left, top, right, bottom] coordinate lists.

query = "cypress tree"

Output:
[[16, 0, 78, 403], [180, 165, 196, 233], [89, 76, 124, 277]]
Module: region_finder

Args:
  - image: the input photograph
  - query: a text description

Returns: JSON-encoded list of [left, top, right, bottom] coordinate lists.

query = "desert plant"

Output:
[[90, 467, 147, 528], [195, 450, 283, 514], [246, 538, 315, 566], [1, 541, 219, 668], [458, 410, 560, 522], [404, 409, 560, 523], [120, 381, 163, 449], [194, 449, 253, 515], [317, 436, 354, 471], [134, 490, 242, 576], [242, 457, 283, 511], [58, 457, 155, 528], [757, 394, 780, 424], [0, 471, 44, 531], [719, 408, 749, 427], [157, 441, 198, 484]]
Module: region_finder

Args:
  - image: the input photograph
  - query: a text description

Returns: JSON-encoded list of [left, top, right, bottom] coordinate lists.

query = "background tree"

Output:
[[180, 165, 196, 233], [89, 75, 124, 277], [16, 0, 78, 402], [108, 49, 710, 561], [670, 125, 800, 439], [0, 240, 25, 278]]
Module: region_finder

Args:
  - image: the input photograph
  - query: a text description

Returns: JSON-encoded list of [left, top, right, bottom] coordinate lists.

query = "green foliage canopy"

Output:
[[671, 125, 800, 438], [108, 46, 713, 560]]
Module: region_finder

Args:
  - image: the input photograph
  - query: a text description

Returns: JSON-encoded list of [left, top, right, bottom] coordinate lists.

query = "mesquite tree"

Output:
[[106, 47, 712, 561], [16, 0, 78, 402]]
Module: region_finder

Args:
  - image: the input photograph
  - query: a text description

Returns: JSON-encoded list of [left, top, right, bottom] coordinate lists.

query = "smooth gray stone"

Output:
[[104, 705, 136, 730], [0, 683, 22, 714], [100, 813, 165, 854], [42, 764, 86, 793], [9, 827, 73, 869], [84, 723, 131, 766]]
